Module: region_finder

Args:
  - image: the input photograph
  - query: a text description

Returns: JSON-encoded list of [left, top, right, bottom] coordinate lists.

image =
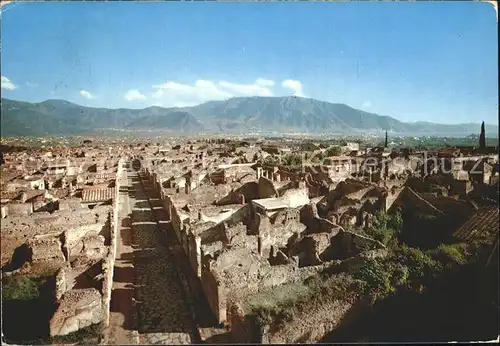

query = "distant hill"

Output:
[[125, 109, 203, 132], [1, 97, 497, 137]]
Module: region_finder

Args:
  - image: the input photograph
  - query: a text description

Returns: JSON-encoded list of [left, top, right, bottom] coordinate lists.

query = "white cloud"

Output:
[[219, 80, 274, 96], [1, 76, 17, 90], [256, 78, 275, 87], [80, 90, 95, 99], [362, 101, 372, 109], [124, 89, 146, 101], [150, 78, 275, 107], [26, 81, 38, 88], [281, 79, 304, 97]]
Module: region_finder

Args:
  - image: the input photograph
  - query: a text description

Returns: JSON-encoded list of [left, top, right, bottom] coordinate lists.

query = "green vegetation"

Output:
[[353, 259, 405, 302], [370, 211, 403, 246], [348, 211, 403, 247], [398, 136, 498, 149], [352, 241, 476, 304], [263, 152, 304, 169], [330, 211, 482, 306], [240, 208, 494, 341], [2, 275, 48, 300], [264, 149, 344, 170], [2, 274, 103, 345], [324, 146, 342, 157]]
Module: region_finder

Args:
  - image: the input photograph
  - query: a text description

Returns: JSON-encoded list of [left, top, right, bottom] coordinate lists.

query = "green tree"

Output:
[[479, 121, 486, 150], [393, 244, 440, 290], [365, 211, 403, 246], [2, 275, 45, 300], [353, 259, 397, 302], [325, 146, 342, 157]]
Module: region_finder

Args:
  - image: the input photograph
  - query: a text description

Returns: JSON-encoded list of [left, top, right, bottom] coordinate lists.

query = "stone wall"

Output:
[[5, 203, 33, 217], [102, 158, 124, 328], [55, 264, 70, 300], [258, 176, 278, 198], [188, 233, 202, 278], [261, 297, 359, 344], [144, 168, 239, 325], [50, 288, 104, 337], [282, 187, 310, 208], [228, 292, 369, 344], [200, 265, 226, 324], [385, 185, 405, 212]]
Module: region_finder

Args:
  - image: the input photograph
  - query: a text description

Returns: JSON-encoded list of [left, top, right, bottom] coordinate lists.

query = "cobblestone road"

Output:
[[106, 166, 199, 345], [131, 171, 198, 344]]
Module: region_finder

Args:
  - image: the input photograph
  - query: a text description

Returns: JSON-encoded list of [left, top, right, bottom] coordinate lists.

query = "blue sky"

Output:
[[1, 1, 498, 124]]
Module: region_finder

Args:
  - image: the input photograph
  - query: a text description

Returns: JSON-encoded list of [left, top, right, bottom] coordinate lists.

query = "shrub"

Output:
[[362, 211, 403, 246], [325, 146, 342, 157], [282, 153, 303, 167], [2, 275, 46, 301], [353, 259, 396, 302], [393, 244, 440, 286], [388, 262, 410, 287], [428, 243, 470, 267]]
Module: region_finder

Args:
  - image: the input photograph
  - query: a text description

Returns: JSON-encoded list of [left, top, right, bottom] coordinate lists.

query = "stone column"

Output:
[[195, 236, 202, 278], [275, 173, 281, 183], [256, 167, 263, 180]]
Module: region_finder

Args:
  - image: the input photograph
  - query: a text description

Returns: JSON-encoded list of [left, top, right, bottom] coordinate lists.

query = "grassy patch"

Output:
[[2, 275, 48, 300]]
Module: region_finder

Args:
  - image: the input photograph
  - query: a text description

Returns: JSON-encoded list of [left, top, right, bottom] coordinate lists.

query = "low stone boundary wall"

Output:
[[102, 158, 125, 329]]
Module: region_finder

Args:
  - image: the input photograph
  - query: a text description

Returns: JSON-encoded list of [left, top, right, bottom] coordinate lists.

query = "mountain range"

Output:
[[1, 97, 496, 137]]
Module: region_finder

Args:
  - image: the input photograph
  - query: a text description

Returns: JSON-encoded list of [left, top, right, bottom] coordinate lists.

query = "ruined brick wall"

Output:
[[187, 232, 202, 278], [260, 295, 363, 344], [6, 202, 33, 216], [55, 265, 69, 300], [223, 204, 251, 228], [385, 185, 405, 212], [102, 158, 124, 328], [228, 305, 260, 343], [173, 207, 184, 243], [282, 187, 310, 208], [258, 176, 278, 199], [50, 288, 104, 337], [201, 264, 226, 323], [162, 193, 186, 244]]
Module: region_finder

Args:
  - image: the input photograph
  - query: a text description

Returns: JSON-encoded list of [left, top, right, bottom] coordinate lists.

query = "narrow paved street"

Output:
[[105, 164, 199, 344]]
